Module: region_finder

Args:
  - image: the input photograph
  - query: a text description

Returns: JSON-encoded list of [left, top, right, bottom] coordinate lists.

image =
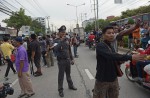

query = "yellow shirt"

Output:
[[0, 42, 14, 59]]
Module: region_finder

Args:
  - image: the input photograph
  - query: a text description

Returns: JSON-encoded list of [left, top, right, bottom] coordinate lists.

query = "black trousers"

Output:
[[5, 59, 16, 77], [42, 51, 47, 65], [58, 59, 73, 92]]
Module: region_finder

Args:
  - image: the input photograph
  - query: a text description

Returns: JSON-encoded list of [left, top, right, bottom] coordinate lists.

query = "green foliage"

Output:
[[98, 19, 110, 29], [121, 5, 150, 19], [30, 20, 45, 36], [122, 36, 128, 47], [108, 16, 121, 22], [3, 8, 32, 36], [84, 19, 110, 32], [85, 23, 93, 32], [128, 18, 135, 24]]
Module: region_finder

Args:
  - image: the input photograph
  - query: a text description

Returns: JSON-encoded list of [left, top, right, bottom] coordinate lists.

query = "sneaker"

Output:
[[34, 72, 42, 77], [59, 91, 64, 97]]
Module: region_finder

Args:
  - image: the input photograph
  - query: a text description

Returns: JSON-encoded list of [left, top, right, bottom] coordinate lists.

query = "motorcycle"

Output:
[[90, 39, 96, 50], [125, 48, 150, 90]]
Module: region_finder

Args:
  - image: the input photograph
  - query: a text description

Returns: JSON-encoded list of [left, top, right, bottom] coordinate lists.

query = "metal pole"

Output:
[[76, 6, 78, 25], [93, 0, 97, 30], [46, 16, 51, 34], [97, 0, 99, 30]]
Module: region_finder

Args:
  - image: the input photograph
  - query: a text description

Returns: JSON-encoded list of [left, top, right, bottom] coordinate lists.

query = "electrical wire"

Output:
[[3, 0, 18, 10], [26, 0, 44, 15], [100, 0, 135, 14], [101, 0, 141, 18], [32, 0, 48, 15], [0, 7, 12, 16], [14, 0, 35, 16], [0, 1, 14, 12]]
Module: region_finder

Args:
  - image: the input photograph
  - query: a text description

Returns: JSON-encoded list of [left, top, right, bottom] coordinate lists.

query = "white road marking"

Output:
[[10, 79, 18, 87], [85, 69, 94, 80]]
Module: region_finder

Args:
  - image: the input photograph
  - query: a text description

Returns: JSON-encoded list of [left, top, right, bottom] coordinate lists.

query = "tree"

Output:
[[3, 8, 32, 36], [85, 23, 93, 32], [30, 20, 45, 36], [98, 19, 110, 29]]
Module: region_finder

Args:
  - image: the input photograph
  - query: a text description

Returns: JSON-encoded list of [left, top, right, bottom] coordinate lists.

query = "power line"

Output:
[[3, 0, 19, 10], [0, 1, 14, 12], [101, 0, 141, 18], [25, 0, 44, 15], [0, 7, 12, 16], [14, 0, 35, 16], [32, 0, 48, 15], [100, 0, 134, 14]]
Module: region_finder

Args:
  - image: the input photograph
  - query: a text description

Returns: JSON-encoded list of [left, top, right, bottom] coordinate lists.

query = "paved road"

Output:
[[0, 45, 150, 98]]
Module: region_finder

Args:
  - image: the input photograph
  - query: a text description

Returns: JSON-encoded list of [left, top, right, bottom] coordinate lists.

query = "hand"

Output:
[[31, 57, 34, 62], [45, 53, 47, 56], [132, 54, 146, 61], [135, 18, 141, 28], [18, 72, 22, 78], [0, 84, 3, 90], [71, 60, 75, 65]]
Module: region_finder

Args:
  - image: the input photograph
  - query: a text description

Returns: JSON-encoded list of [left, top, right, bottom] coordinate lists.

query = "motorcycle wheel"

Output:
[[125, 67, 134, 82]]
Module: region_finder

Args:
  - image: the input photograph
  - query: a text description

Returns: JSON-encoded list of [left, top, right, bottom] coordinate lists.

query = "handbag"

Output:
[[115, 61, 123, 77], [103, 42, 123, 77]]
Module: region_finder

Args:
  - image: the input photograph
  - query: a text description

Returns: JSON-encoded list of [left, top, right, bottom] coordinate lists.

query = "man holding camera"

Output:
[[55, 25, 77, 97]]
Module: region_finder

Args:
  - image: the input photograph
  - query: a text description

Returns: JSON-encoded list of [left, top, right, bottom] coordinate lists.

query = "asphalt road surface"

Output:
[[0, 44, 150, 98]]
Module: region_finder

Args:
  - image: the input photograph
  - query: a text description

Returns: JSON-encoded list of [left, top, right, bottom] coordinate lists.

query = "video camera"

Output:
[[0, 83, 14, 98]]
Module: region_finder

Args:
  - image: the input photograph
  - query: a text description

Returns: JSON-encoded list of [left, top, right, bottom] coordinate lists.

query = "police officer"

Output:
[[55, 25, 77, 97]]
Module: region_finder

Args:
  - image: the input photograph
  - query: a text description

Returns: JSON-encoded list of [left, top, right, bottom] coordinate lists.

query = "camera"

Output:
[[0, 83, 14, 98]]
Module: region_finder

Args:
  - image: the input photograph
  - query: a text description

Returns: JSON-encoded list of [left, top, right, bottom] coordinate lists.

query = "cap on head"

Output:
[[58, 25, 66, 33], [15, 37, 23, 43]]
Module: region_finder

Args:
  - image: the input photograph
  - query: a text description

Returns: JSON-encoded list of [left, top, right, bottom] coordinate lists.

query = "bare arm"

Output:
[[118, 19, 141, 37], [31, 51, 35, 59]]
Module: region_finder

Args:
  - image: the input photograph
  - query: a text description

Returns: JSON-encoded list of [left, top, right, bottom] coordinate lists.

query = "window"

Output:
[[143, 14, 149, 21]]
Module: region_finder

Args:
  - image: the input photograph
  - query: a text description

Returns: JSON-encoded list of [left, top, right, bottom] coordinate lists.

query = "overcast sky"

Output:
[[0, 0, 149, 30]]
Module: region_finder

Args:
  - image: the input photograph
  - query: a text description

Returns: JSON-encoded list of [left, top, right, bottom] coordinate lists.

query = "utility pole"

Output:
[[84, 13, 87, 20], [51, 24, 54, 33], [96, 0, 99, 30], [81, 13, 83, 22], [81, 13, 84, 27], [93, 0, 97, 30], [46, 16, 51, 34]]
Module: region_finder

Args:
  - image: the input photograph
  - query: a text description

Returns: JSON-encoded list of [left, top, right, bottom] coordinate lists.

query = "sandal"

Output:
[[18, 94, 26, 98], [25, 93, 35, 98]]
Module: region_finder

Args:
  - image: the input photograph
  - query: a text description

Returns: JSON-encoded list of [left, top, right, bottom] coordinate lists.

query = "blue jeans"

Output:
[[136, 61, 150, 78], [73, 46, 77, 57]]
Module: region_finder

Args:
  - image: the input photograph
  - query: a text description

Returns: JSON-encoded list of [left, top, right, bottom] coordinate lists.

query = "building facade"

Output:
[[82, 18, 95, 28], [33, 17, 46, 27]]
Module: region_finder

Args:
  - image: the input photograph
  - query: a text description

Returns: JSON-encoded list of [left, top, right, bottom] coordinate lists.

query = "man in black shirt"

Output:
[[30, 34, 42, 77], [93, 26, 146, 98]]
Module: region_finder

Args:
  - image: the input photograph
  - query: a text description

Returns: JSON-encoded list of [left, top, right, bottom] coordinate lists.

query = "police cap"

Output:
[[58, 25, 66, 33]]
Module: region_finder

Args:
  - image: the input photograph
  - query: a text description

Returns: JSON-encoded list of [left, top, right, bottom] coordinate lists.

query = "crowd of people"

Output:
[[0, 25, 81, 98], [0, 19, 150, 98]]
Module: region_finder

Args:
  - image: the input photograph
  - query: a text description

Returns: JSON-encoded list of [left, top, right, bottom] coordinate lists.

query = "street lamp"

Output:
[[67, 3, 85, 27]]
